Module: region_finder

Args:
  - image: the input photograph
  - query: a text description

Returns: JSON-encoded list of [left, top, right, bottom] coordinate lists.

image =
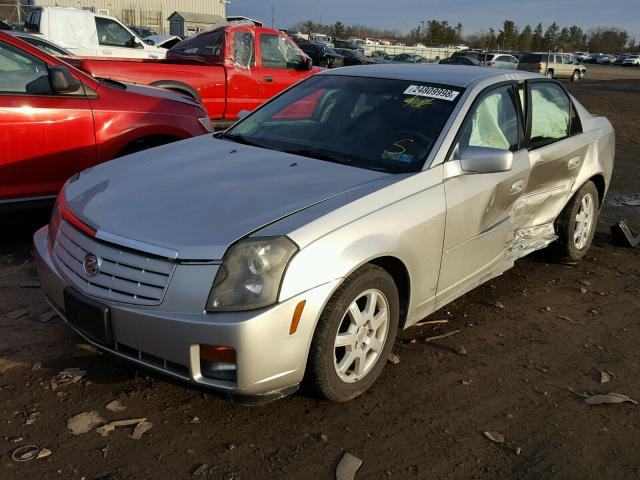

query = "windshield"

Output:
[[225, 75, 463, 173]]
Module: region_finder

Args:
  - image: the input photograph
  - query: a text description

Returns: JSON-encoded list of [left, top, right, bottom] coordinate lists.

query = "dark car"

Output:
[[389, 53, 428, 64], [128, 26, 158, 38], [6, 30, 72, 56], [333, 48, 375, 66], [439, 55, 481, 66], [0, 19, 11, 30], [299, 42, 344, 68], [333, 37, 360, 50]]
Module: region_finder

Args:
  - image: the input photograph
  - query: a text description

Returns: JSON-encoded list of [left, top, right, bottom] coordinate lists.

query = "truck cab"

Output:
[[23, 6, 167, 59]]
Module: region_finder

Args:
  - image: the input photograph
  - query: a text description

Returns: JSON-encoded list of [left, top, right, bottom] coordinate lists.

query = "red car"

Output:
[[0, 31, 212, 211]]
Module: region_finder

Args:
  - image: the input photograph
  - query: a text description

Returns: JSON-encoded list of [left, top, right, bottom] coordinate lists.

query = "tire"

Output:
[[546, 69, 554, 78], [571, 70, 580, 82], [304, 264, 399, 402], [551, 181, 599, 261], [579, 70, 586, 79]]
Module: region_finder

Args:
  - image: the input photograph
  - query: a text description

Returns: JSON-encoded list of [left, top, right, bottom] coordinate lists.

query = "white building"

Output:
[[20, 0, 227, 34]]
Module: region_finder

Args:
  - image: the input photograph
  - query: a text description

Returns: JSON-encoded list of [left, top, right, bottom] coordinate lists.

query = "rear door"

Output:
[[437, 82, 531, 304], [0, 39, 95, 201], [520, 79, 585, 226], [257, 32, 309, 101]]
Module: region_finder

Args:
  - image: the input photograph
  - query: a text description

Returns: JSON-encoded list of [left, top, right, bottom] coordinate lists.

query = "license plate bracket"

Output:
[[63, 287, 113, 346]]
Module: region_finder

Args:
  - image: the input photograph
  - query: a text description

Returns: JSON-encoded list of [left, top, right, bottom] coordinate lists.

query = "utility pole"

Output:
[[271, 5, 275, 29]]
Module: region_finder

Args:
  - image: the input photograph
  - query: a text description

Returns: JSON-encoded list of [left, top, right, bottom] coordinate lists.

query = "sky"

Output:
[[227, 0, 640, 40]]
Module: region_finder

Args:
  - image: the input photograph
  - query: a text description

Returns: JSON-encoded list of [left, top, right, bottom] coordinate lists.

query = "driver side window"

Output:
[[0, 41, 50, 94], [95, 17, 136, 48], [458, 85, 519, 152], [260, 34, 302, 70]]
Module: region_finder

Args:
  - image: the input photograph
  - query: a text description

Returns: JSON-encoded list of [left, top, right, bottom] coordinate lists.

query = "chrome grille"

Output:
[[53, 221, 175, 306]]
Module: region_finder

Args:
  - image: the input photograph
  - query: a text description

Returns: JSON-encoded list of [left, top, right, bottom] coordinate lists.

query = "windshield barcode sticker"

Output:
[[404, 85, 459, 101]]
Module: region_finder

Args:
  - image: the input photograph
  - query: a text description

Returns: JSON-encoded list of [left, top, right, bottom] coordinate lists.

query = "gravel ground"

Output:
[[1, 69, 639, 480]]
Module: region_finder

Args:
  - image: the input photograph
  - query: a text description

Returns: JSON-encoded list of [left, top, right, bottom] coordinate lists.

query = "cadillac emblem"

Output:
[[83, 253, 101, 277]]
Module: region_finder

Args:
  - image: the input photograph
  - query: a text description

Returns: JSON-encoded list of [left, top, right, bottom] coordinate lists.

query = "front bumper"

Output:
[[34, 225, 338, 398]]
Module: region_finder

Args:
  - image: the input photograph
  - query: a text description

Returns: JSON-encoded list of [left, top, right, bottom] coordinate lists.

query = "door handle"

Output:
[[264, 76, 273, 83], [567, 156, 582, 170], [510, 179, 525, 194]]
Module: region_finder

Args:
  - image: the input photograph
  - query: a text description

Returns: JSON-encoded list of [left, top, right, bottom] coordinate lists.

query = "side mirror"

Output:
[[49, 66, 82, 94], [127, 37, 143, 48], [458, 146, 513, 174], [298, 55, 313, 71], [237, 109, 251, 120]]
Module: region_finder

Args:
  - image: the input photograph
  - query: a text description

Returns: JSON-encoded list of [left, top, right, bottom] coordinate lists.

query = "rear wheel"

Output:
[[546, 69, 554, 78], [304, 264, 399, 402], [551, 181, 599, 261]]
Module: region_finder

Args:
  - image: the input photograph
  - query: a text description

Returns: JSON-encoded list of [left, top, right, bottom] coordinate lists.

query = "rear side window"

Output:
[[458, 85, 519, 152], [171, 31, 224, 58], [25, 9, 42, 33], [233, 31, 254, 69], [529, 82, 578, 149]]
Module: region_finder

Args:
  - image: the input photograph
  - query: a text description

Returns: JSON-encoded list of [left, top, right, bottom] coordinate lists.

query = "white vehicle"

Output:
[[23, 7, 166, 59], [309, 33, 334, 47], [348, 37, 366, 46], [623, 55, 640, 66], [574, 51, 590, 62]]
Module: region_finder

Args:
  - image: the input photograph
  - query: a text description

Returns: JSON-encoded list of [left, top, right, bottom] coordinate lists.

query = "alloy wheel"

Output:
[[333, 289, 390, 383], [574, 192, 595, 249]]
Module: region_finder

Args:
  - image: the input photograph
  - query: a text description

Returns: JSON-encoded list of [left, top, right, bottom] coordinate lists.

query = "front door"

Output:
[[0, 40, 95, 202], [436, 83, 530, 305], [94, 17, 156, 58], [257, 33, 308, 101]]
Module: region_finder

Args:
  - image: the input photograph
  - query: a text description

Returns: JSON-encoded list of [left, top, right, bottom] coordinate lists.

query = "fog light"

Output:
[[200, 345, 237, 382]]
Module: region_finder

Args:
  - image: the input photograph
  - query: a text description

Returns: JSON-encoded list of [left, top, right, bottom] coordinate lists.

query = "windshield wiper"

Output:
[[279, 148, 353, 166], [219, 132, 266, 149]]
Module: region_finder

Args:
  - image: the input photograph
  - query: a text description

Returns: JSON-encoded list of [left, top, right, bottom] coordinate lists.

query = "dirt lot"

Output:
[[1, 65, 639, 480]]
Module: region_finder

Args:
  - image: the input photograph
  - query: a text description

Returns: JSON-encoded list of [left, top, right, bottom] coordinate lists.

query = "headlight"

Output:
[[206, 236, 298, 312]]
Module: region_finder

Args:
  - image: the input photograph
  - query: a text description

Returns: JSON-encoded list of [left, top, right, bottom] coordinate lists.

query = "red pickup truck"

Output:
[[68, 25, 322, 129]]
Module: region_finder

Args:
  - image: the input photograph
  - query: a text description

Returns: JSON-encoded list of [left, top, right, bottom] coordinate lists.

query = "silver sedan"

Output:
[[34, 65, 614, 402]]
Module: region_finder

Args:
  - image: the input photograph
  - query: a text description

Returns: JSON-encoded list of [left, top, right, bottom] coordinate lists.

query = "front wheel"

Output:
[[571, 70, 580, 82], [551, 181, 599, 261], [304, 265, 399, 402]]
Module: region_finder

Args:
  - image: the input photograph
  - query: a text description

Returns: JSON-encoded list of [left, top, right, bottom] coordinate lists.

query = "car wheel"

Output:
[[551, 181, 599, 261], [546, 69, 554, 78], [571, 70, 580, 82], [579, 70, 586, 79], [304, 264, 399, 402]]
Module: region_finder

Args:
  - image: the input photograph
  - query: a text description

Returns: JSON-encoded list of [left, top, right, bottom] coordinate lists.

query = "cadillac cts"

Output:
[[34, 65, 614, 402]]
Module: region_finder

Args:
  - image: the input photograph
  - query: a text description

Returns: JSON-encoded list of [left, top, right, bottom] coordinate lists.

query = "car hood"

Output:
[[64, 135, 387, 260]]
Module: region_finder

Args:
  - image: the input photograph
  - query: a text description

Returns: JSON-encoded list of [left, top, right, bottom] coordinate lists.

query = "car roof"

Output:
[[320, 64, 540, 87]]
